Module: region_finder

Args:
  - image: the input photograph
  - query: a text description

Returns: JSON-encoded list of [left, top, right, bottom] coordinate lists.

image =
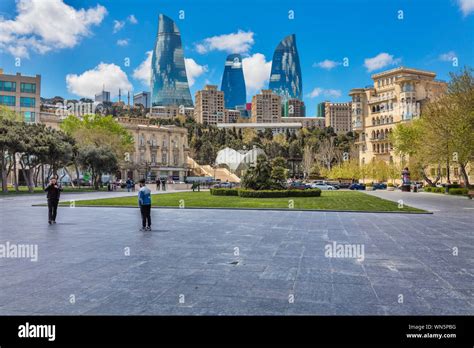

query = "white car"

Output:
[[310, 183, 336, 190]]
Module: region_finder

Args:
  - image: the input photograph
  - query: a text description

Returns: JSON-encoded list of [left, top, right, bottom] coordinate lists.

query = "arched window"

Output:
[[372, 117, 375, 125], [371, 130, 375, 139]]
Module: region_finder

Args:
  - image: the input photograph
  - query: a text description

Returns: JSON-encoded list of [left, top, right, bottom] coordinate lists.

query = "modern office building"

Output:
[[317, 102, 326, 117], [0, 69, 41, 123], [94, 90, 110, 103], [349, 66, 447, 165], [150, 14, 193, 108], [220, 54, 246, 109], [268, 34, 302, 102], [323, 101, 352, 134], [133, 91, 151, 109], [283, 98, 305, 117], [250, 89, 281, 123]]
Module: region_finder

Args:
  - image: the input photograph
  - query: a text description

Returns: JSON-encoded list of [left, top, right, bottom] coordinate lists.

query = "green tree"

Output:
[[77, 145, 118, 190]]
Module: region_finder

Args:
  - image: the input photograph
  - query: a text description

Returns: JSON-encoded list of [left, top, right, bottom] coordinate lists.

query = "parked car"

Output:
[[349, 183, 366, 190], [373, 183, 387, 190], [326, 182, 341, 189], [288, 182, 310, 190], [338, 182, 352, 189], [213, 182, 235, 189], [310, 183, 336, 190]]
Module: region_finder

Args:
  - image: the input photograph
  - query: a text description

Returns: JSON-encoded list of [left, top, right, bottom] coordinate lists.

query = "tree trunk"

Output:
[[64, 167, 75, 188], [13, 154, 18, 191], [460, 163, 470, 188], [19, 157, 33, 193], [1, 149, 7, 193]]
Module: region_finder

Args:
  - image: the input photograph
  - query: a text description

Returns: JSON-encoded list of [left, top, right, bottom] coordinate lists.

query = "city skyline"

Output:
[[0, 0, 473, 114]]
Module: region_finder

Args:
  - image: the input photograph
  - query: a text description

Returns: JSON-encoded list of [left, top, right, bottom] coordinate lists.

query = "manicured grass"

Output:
[[58, 190, 426, 213]]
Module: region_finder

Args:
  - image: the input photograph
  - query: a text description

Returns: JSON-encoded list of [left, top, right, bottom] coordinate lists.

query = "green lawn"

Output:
[[58, 191, 426, 213]]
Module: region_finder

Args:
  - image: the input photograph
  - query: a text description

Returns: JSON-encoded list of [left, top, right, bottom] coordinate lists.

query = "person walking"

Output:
[[44, 177, 62, 224], [156, 178, 161, 191], [126, 177, 132, 192], [161, 178, 166, 191], [138, 179, 152, 231]]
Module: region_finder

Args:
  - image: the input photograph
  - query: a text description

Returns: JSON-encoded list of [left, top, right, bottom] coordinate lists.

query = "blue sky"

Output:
[[0, 0, 473, 115]]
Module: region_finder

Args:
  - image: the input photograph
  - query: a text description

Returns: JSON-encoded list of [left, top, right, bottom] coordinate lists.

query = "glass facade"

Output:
[[20, 82, 36, 93], [0, 95, 16, 106], [0, 81, 16, 92], [268, 34, 302, 102], [220, 54, 246, 108], [24, 111, 35, 122], [20, 97, 36, 107], [151, 14, 193, 107]]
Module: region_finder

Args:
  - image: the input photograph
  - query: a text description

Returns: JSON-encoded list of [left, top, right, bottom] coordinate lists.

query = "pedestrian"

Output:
[[138, 178, 152, 231], [156, 178, 161, 191], [126, 177, 132, 192], [131, 179, 135, 192], [161, 178, 166, 191], [44, 177, 62, 224]]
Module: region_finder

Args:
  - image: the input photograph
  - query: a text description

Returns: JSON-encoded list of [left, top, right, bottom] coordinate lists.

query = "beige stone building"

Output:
[[349, 66, 447, 166], [0, 68, 41, 123], [194, 85, 226, 124], [323, 101, 352, 134], [250, 89, 281, 123], [38, 114, 190, 181], [117, 117, 189, 181]]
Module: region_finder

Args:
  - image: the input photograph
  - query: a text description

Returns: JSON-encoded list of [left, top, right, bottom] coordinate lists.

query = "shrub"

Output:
[[448, 188, 469, 195], [210, 188, 239, 196], [424, 186, 445, 193], [287, 189, 321, 197], [387, 183, 394, 187], [238, 189, 288, 198], [237, 189, 321, 198]]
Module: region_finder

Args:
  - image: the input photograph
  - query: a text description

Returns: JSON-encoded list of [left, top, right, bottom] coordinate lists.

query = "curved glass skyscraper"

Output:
[[151, 14, 193, 107], [220, 54, 246, 108], [268, 34, 302, 102]]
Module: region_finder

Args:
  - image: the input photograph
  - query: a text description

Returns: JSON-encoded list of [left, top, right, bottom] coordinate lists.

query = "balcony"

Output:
[[368, 94, 396, 104]]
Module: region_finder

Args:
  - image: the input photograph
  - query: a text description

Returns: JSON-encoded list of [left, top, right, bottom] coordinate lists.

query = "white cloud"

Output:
[[113, 20, 125, 33], [307, 88, 342, 99], [132, 51, 153, 85], [128, 15, 138, 24], [439, 51, 457, 61], [242, 53, 272, 95], [313, 59, 341, 70], [458, 0, 474, 16], [66, 63, 132, 98], [0, 0, 107, 58], [116, 39, 129, 46], [132, 51, 207, 87], [184, 58, 208, 87], [195, 30, 254, 54], [364, 52, 401, 72]]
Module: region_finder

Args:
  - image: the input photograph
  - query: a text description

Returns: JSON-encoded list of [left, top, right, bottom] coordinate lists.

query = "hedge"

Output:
[[424, 187, 445, 193], [448, 188, 469, 195], [237, 189, 321, 198], [210, 188, 239, 196]]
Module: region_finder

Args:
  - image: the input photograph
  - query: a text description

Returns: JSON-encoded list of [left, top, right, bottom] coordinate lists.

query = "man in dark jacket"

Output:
[[45, 177, 62, 224]]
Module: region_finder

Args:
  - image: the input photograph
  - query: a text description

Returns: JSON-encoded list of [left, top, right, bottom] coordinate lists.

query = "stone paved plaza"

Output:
[[0, 190, 473, 315]]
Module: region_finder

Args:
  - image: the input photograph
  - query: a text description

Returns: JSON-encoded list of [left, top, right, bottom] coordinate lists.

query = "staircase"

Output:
[[187, 157, 241, 183]]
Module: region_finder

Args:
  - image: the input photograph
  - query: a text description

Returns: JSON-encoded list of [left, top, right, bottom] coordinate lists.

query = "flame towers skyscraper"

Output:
[[150, 14, 193, 107], [220, 54, 246, 108], [268, 34, 302, 102]]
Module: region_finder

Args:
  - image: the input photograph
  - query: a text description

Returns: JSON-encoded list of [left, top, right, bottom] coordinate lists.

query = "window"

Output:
[[162, 152, 167, 164], [20, 97, 35, 107], [0, 81, 16, 92], [20, 83, 36, 93], [24, 111, 35, 122], [0, 95, 16, 106]]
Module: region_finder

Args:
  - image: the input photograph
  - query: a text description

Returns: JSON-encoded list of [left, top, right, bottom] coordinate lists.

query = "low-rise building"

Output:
[[217, 122, 301, 135]]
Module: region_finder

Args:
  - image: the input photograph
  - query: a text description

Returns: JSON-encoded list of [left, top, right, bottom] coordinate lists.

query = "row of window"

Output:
[[139, 153, 180, 166], [372, 116, 394, 125], [0, 95, 37, 107], [0, 81, 36, 93]]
